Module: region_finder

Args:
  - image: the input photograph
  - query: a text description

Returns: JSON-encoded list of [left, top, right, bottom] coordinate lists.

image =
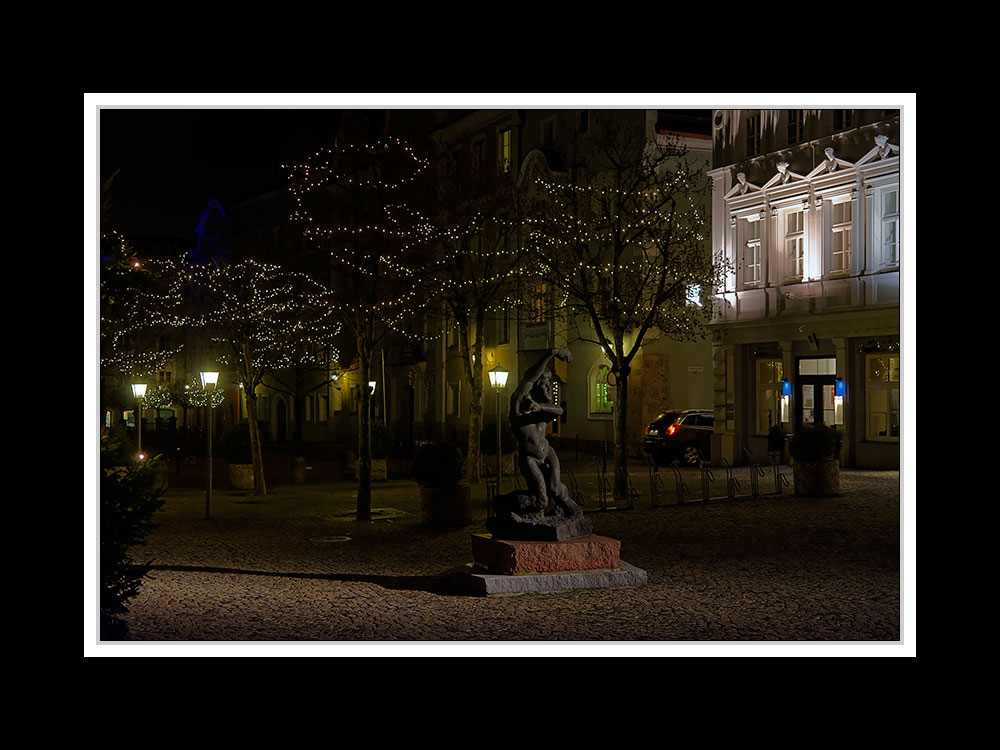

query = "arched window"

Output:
[[588, 362, 614, 417]]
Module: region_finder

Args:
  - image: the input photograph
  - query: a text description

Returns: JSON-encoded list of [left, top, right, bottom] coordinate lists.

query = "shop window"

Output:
[[755, 359, 783, 434], [866, 354, 900, 441]]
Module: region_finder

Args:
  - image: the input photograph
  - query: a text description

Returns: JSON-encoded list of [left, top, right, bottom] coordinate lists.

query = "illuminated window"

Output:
[[755, 359, 783, 434], [831, 200, 852, 273], [529, 283, 548, 323], [745, 218, 761, 285], [498, 128, 512, 173], [686, 284, 702, 307], [866, 354, 900, 441], [589, 363, 614, 416], [784, 208, 805, 279], [880, 187, 900, 267]]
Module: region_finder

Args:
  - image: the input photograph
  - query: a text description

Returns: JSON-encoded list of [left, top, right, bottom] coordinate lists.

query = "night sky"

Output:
[[99, 108, 347, 241]]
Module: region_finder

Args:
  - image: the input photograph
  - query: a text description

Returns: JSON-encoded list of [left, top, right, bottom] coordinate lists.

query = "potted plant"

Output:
[[224, 422, 254, 490], [413, 441, 472, 526], [788, 424, 842, 496], [480, 419, 517, 476]]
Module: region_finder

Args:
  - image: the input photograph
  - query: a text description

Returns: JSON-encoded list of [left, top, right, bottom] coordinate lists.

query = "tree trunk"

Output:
[[356, 340, 373, 523], [612, 367, 630, 504], [291, 379, 305, 481], [244, 393, 268, 496]]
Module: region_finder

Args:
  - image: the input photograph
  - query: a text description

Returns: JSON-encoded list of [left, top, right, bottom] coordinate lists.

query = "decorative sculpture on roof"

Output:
[[823, 147, 839, 172], [875, 134, 891, 160]]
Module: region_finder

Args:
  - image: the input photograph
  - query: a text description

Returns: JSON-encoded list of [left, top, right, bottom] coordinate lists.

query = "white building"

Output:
[[708, 109, 901, 468]]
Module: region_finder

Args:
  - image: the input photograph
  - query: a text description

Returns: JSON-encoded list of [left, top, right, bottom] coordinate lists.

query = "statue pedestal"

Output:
[[471, 533, 620, 575], [445, 533, 647, 596]]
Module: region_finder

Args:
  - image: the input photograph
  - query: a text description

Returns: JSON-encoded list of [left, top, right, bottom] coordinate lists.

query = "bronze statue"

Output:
[[487, 348, 593, 541]]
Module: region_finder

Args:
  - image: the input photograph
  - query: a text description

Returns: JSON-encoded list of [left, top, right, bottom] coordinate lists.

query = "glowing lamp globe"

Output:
[[200, 370, 220, 390], [488, 365, 509, 390]]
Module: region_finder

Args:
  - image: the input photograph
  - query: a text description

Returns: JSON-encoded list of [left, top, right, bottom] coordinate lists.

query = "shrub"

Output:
[[788, 424, 842, 462], [224, 422, 252, 464], [480, 419, 517, 455], [100, 435, 166, 639], [412, 442, 465, 487]]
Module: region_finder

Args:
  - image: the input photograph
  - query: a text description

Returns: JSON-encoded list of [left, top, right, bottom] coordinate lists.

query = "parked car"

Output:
[[642, 409, 714, 466]]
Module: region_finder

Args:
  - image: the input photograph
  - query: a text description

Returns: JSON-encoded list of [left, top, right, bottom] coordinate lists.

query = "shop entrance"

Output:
[[796, 357, 837, 428]]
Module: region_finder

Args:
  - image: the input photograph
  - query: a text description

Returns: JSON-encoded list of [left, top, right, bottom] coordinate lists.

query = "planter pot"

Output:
[[420, 484, 472, 527], [792, 459, 840, 497], [229, 463, 255, 490], [355, 458, 387, 481]]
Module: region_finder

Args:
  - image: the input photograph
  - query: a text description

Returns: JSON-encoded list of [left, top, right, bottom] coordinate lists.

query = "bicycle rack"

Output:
[[670, 461, 691, 504], [700, 462, 715, 503], [721, 458, 741, 499], [743, 446, 767, 497], [771, 454, 790, 495], [647, 456, 665, 508]]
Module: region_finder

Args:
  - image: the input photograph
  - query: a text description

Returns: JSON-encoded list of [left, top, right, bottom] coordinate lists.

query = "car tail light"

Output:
[[667, 425, 678, 436]]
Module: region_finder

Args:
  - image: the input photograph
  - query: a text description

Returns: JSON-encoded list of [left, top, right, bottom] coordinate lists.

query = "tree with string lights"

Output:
[[286, 120, 428, 521], [100, 172, 186, 420], [526, 114, 721, 503], [186, 258, 340, 496], [398, 143, 528, 483]]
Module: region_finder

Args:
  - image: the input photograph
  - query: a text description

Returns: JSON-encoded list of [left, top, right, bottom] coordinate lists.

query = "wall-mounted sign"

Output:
[[687, 365, 704, 374]]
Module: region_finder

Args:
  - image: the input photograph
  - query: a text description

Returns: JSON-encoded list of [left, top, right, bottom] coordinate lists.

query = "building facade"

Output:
[[429, 109, 716, 459], [708, 109, 901, 468]]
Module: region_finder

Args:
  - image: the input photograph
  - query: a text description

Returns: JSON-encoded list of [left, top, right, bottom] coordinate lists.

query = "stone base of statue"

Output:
[[487, 490, 593, 541], [444, 533, 647, 596], [471, 533, 619, 575]]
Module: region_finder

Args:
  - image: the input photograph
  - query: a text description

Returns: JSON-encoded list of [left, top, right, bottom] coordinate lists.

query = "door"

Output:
[[796, 357, 837, 428]]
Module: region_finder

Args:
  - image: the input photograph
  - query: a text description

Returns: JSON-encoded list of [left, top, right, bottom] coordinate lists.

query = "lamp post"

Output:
[[200, 370, 219, 520], [488, 365, 509, 492], [131, 383, 147, 459]]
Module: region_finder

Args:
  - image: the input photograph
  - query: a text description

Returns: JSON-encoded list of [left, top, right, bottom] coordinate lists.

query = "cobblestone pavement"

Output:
[[93, 464, 910, 654]]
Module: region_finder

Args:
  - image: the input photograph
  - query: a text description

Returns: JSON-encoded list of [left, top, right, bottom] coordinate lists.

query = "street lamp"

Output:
[[200, 370, 219, 520], [488, 365, 509, 492], [131, 383, 147, 459]]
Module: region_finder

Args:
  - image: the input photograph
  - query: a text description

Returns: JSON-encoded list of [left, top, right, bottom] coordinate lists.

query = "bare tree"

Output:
[[527, 114, 720, 501]]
